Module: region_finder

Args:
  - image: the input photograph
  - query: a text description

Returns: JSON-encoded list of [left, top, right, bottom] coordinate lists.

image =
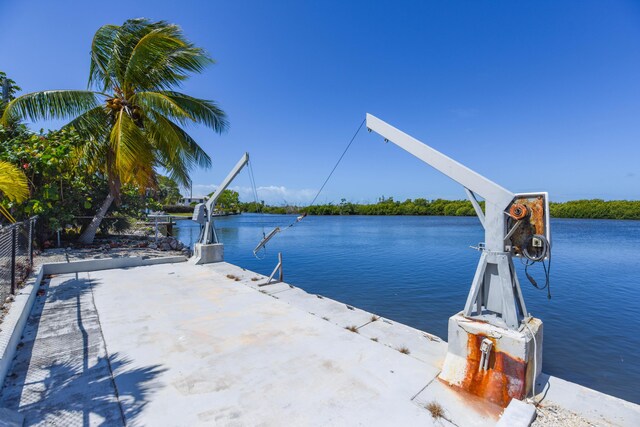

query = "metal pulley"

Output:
[[509, 203, 528, 220]]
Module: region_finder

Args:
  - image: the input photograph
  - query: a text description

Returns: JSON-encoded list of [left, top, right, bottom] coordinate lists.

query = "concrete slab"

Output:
[[42, 255, 186, 275], [413, 377, 503, 427], [0, 273, 124, 426], [82, 263, 445, 425], [496, 399, 536, 427], [534, 373, 640, 427], [202, 263, 383, 328], [197, 261, 291, 292], [272, 290, 375, 328], [204, 263, 449, 365], [190, 243, 223, 264], [1, 259, 638, 426], [357, 318, 448, 366], [0, 267, 43, 388]]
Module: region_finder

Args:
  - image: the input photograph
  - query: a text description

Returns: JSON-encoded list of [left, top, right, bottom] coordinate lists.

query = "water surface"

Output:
[[175, 214, 640, 404]]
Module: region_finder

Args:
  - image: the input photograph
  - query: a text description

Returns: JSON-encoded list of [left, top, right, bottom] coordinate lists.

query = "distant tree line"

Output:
[[548, 199, 640, 220], [239, 197, 640, 220]]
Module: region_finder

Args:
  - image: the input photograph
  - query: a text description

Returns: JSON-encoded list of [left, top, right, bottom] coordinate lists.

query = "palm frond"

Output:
[[147, 91, 228, 132], [65, 106, 111, 141], [73, 140, 106, 175], [1, 90, 102, 125], [132, 91, 194, 125], [110, 109, 154, 180], [125, 28, 186, 91], [147, 111, 212, 168], [0, 161, 29, 202], [89, 24, 120, 91], [159, 152, 191, 188], [144, 112, 211, 186], [123, 26, 213, 93], [110, 19, 168, 87], [129, 162, 158, 192]]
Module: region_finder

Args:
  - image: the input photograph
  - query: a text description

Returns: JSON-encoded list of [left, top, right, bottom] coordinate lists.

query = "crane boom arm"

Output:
[[205, 152, 250, 214], [197, 152, 250, 245], [365, 114, 514, 209]]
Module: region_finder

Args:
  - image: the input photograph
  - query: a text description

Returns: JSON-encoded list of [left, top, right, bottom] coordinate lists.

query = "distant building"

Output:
[[178, 196, 208, 206]]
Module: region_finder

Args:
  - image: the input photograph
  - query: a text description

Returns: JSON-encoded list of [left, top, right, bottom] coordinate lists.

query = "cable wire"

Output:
[[250, 118, 366, 259], [247, 160, 269, 259], [522, 254, 552, 299], [308, 118, 366, 207]]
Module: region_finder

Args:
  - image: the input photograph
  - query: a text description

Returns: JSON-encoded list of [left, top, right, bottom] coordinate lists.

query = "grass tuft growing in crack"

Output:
[[426, 401, 445, 419]]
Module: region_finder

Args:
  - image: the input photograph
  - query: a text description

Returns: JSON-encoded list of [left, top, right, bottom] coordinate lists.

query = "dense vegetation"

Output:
[[1, 19, 227, 243], [0, 72, 29, 206], [0, 124, 163, 240], [240, 197, 640, 220], [548, 200, 640, 220]]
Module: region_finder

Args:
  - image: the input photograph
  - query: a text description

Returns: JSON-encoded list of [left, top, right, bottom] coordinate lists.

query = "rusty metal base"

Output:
[[438, 312, 543, 407]]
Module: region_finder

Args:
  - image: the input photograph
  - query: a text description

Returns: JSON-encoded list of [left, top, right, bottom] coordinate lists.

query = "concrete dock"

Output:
[[1, 258, 639, 426]]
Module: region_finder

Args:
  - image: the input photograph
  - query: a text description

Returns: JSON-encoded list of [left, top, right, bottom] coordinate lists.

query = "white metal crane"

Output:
[[366, 114, 550, 330], [192, 152, 250, 245]]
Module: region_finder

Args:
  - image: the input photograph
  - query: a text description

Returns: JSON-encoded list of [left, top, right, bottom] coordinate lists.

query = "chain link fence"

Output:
[[0, 217, 37, 304]]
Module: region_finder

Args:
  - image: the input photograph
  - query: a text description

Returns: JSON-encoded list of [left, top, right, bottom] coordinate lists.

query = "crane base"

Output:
[[190, 243, 224, 264], [438, 312, 543, 407]]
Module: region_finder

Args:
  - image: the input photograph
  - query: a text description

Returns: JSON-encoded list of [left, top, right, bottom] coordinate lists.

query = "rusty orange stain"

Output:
[[514, 196, 545, 235], [509, 196, 546, 257], [446, 333, 527, 408]]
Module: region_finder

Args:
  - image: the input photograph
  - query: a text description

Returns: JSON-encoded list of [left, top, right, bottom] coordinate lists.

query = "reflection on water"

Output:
[[175, 214, 640, 404]]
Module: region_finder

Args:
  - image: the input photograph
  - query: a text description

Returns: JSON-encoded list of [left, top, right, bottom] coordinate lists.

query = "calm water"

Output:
[[175, 214, 640, 404]]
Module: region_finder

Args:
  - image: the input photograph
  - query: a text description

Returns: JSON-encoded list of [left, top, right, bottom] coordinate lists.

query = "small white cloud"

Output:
[[189, 184, 317, 205], [191, 184, 217, 197]]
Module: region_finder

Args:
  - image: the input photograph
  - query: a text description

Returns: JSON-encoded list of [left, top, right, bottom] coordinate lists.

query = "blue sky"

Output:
[[2, 1, 639, 204]]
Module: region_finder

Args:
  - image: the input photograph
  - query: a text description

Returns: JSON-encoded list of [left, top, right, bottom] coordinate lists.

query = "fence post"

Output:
[[278, 252, 283, 282], [29, 219, 34, 266], [10, 227, 16, 295]]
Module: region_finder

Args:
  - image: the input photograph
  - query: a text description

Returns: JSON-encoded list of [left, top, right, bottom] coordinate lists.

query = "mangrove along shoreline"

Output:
[[236, 198, 640, 220]]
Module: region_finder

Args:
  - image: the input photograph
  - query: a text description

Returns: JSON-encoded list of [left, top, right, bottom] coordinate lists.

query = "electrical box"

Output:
[[507, 192, 551, 260], [192, 203, 206, 224]]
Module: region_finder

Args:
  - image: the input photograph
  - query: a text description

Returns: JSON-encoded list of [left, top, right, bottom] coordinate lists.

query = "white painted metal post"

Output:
[[260, 252, 283, 287]]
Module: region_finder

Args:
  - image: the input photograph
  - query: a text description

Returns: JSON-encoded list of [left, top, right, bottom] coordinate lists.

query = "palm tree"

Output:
[[1, 19, 227, 243]]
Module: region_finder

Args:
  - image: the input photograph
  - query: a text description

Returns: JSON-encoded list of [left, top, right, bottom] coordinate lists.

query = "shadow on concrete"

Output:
[[1, 274, 167, 426], [44, 273, 93, 303], [534, 373, 552, 402], [12, 353, 167, 426]]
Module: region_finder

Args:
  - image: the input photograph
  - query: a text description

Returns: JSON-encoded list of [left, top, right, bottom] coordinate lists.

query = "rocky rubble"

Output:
[[34, 234, 192, 266], [532, 403, 599, 427], [147, 236, 188, 253]]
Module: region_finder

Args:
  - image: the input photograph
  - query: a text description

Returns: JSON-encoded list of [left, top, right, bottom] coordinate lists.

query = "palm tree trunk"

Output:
[[77, 193, 115, 245]]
